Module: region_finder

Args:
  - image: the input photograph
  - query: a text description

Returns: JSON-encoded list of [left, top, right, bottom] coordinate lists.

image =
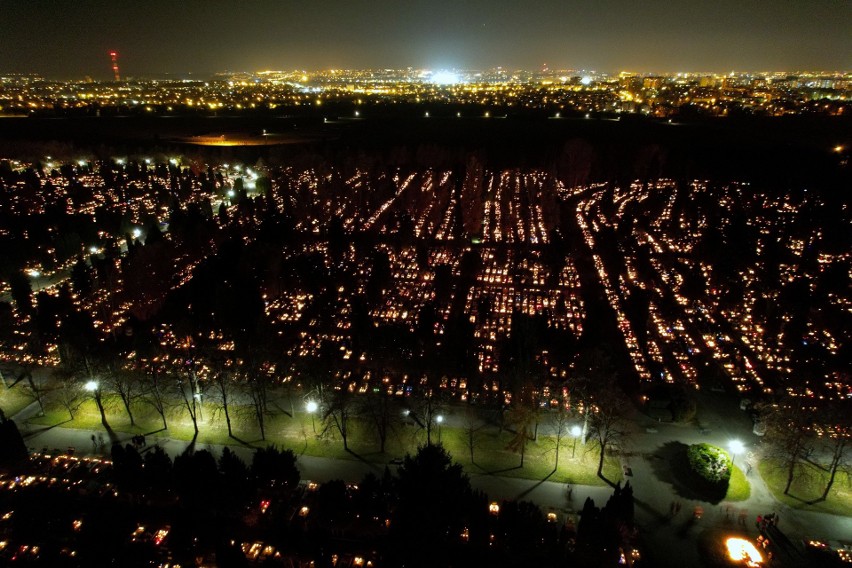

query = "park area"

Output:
[[21, 390, 623, 486]]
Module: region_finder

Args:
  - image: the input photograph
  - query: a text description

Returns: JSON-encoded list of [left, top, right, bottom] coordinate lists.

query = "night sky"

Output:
[[1, 0, 850, 78]]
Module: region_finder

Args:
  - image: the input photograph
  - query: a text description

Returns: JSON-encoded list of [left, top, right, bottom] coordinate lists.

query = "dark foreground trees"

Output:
[[391, 443, 486, 567], [0, 411, 27, 465]]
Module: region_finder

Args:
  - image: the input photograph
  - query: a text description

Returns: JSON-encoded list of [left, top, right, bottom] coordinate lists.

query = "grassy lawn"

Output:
[[758, 460, 852, 517], [725, 464, 750, 501], [26, 396, 619, 486], [0, 386, 33, 417]]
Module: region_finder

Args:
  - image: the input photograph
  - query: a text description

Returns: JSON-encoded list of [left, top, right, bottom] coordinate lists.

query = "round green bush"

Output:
[[687, 443, 732, 484]]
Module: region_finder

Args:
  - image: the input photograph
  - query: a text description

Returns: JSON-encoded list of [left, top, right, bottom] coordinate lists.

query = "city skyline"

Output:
[[1, 0, 850, 79]]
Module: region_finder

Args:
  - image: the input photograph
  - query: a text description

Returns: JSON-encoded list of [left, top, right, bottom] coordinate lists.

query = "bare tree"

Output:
[[142, 365, 169, 430], [462, 407, 484, 464], [362, 389, 396, 453], [322, 387, 355, 451], [245, 373, 270, 441], [815, 405, 851, 503], [550, 406, 572, 473], [105, 364, 142, 426], [587, 385, 629, 482], [210, 368, 237, 437], [505, 384, 539, 468], [54, 375, 84, 420], [410, 375, 445, 446], [20, 370, 47, 417], [173, 368, 203, 436], [763, 400, 814, 495], [818, 434, 850, 503], [86, 379, 109, 428]]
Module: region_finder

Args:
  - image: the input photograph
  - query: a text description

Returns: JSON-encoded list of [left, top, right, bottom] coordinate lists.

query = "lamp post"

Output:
[[436, 415, 444, 444], [85, 380, 108, 427], [571, 425, 582, 458], [729, 440, 745, 467], [306, 400, 318, 434]]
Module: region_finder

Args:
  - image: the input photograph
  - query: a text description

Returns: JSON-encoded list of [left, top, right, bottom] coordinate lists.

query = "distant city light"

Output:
[[430, 71, 461, 85], [132, 228, 142, 238], [581, 76, 593, 86], [27, 269, 40, 278]]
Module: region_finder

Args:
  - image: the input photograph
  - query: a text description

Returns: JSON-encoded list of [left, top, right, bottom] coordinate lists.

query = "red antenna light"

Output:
[[110, 51, 121, 82]]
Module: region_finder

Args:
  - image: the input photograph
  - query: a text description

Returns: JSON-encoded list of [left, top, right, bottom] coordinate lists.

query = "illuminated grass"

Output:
[[27, 398, 615, 486], [0, 386, 33, 417], [725, 464, 751, 501], [758, 460, 852, 517]]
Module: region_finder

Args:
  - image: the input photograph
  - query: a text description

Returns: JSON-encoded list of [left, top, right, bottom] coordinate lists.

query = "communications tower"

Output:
[[109, 51, 121, 82]]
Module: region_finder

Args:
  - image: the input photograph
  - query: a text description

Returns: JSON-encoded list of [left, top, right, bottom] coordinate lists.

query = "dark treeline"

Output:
[[0, 113, 849, 192]]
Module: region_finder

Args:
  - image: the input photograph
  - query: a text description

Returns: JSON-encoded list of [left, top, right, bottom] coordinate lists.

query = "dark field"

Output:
[[0, 111, 849, 189]]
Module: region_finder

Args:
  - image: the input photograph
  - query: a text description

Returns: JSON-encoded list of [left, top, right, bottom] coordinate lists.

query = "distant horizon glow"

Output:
[[1, 1, 849, 79]]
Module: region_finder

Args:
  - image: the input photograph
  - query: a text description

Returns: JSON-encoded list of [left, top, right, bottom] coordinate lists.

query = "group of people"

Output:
[[89, 433, 106, 451], [757, 512, 779, 531]]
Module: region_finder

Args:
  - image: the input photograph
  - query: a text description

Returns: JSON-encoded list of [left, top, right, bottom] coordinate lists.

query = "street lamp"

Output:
[[85, 380, 109, 427], [436, 415, 444, 444], [306, 400, 318, 434], [571, 425, 582, 458], [729, 440, 745, 467]]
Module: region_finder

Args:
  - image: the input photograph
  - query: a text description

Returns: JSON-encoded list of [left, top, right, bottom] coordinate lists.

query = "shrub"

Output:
[[687, 443, 731, 484]]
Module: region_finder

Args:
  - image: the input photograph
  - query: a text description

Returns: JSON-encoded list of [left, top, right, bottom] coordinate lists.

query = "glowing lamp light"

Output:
[[84, 380, 99, 392], [580, 76, 592, 86], [132, 228, 142, 239], [729, 440, 745, 466], [571, 425, 582, 438], [730, 440, 745, 456], [725, 537, 763, 567], [305, 401, 318, 413], [436, 415, 444, 424]]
